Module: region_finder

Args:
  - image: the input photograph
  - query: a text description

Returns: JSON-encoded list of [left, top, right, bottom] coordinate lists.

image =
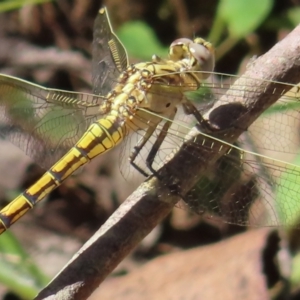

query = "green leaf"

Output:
[[276, 154, 300, 226], [217, 0, 274, 38], [0, 232, 49, 298], [117, 21, 168, 60], [291, 252, 300, 288], [0, 0, 52, 12], [262, 100, 300, 116], [287, 7, 300, 27]]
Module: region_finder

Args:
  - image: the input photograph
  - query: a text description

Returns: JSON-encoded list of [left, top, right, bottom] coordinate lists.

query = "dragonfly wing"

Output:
[[146, 106, 300, 227], [92, 7, 129, 96], [182, 77, 300, 226], [189, 72, 300, 155], [179, 137, 299, 227], [0, 74, 102, 170], [122, 73, 300, 227]]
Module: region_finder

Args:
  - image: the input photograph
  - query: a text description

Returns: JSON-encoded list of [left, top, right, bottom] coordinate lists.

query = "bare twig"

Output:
[[35, 25, 300, 300], [169, 0, 192, 37], [0, 37, 91, 85]]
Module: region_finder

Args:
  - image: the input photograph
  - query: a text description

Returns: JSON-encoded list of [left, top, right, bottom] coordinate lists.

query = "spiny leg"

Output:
[[129, 123, 157, 177], [145, 108, 176, 175], [129, 107, 175, 177], [145, 118, 173, 175], [145, 110, 188, 197], [182, 101, 212, 132]]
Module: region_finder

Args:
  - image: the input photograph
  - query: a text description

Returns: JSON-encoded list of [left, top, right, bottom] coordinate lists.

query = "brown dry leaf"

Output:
[[90, 228, 288, 300]]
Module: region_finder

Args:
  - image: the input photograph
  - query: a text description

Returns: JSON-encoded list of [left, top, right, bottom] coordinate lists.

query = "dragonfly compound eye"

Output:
[[189, 38, 215, 79], [169, 38, 193, 61]]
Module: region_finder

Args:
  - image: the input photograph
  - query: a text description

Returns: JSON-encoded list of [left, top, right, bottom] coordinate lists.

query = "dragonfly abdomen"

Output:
[[0, 113, 126, 233]]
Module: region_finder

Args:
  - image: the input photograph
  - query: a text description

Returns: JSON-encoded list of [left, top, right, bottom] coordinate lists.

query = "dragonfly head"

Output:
[[169, 38, 215, 79]]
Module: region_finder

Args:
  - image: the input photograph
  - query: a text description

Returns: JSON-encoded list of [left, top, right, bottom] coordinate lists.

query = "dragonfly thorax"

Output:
[[101, 36, 216, 134]]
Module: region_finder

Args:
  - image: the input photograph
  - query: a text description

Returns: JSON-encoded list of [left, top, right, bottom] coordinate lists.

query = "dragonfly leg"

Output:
[[145, 109, 176, 175], [145, 119, 172, 175], [129, 124, 157, 177], [182, 101, 213, 132]]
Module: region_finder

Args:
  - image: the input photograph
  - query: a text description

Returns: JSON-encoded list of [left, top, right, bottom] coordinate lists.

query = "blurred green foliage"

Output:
[[0, 0, 51, 12], [209, 0, 273, 59], [117, 0, 300, 64], [0, 232, 49, 299], [118, 21, 168, 60]]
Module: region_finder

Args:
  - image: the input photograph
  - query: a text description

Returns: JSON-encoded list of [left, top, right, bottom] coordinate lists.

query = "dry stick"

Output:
[[0, 38, 91, 84], [36, 25, 300, 300], [169, 0, 192, 37], [0, 38, 90, 70]]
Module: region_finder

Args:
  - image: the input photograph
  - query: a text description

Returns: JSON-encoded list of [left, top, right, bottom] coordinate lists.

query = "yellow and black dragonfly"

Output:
[[0, 7, 299, 234]]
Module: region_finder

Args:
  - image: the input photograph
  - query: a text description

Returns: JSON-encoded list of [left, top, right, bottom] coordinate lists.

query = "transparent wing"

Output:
[[92, 7, 129, 96], [0, 74, 104, 169], [0, 7, 129, 170], [194, 72, 300, 157], [119, 72, 300, 227]]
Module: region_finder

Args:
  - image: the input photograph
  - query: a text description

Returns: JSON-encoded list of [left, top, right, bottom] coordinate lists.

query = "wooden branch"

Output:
[[35, 24, 300, 300]]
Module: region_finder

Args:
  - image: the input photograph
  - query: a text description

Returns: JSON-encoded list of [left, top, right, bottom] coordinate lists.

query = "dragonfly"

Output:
[[0, 7, 299, 234]]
